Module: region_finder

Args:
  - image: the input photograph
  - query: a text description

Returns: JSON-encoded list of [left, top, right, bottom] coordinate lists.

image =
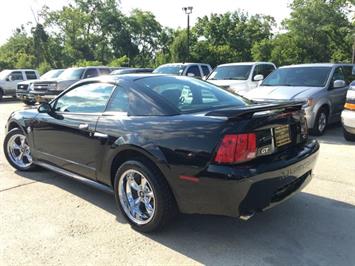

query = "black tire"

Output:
[[3, 128, 37, 171], [0, 89, 3, 101], [343, 128, 355, 142], [24, 100, 36, 106], [312, 107, 328, 136], [114, 158, 177, 232]]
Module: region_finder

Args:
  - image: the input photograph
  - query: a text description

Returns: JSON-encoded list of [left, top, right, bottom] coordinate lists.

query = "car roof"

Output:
[[1, 69, 38, 71], [76, 74, 204, 86], [67, 66, 110, 70], [218, 62, 274, 67], [280, 63, 355, 69], [158, 63, 209, 67]]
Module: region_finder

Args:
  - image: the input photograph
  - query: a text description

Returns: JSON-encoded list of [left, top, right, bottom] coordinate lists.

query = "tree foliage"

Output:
[[0, 0, 353, 70]]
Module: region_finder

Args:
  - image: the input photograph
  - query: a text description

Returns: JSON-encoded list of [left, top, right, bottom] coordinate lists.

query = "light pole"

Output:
[[182, 6, 193, 63]]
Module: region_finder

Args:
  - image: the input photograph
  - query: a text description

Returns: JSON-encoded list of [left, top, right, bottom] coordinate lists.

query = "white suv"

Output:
[[0, 69, 40, 100], [207, 62, 276, 96], [342, 81, 355, 141]]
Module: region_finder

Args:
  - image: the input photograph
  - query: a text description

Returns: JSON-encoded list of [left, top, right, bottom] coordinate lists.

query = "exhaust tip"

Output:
[[239, 212, 255, 221]]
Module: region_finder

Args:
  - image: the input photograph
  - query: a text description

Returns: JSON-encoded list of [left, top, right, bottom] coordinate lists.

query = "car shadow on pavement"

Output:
[[14, 169, 355, 265], [14, 169, 127, 224], [316, 122, 355, 146]]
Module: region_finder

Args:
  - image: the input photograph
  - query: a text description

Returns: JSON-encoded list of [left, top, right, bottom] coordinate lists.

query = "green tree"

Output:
[[128, 9, 162, 67], [281, 0, 353, 63]]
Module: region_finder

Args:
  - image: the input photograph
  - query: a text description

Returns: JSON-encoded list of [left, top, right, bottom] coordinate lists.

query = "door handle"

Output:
[[78, 123, 89, 130]]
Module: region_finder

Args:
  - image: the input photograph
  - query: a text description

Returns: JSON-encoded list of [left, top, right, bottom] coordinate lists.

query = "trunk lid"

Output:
[[207, 102, 308, 161]]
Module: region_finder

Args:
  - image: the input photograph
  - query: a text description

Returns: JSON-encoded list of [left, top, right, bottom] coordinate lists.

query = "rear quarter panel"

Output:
[[95, 114, 227, 202]]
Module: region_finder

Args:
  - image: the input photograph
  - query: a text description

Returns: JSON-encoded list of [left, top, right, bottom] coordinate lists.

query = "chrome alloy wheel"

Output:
[[118, 169, 156, 225], [7, 134, 33, 169], [318, 112, 327, 133]]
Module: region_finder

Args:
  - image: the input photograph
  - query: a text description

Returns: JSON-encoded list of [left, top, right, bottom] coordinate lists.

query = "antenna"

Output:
[[30, 6, 39, 24]]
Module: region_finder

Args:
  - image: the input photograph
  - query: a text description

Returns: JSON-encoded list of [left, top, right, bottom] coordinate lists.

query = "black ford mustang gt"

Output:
[[3, 74, 319, 232]]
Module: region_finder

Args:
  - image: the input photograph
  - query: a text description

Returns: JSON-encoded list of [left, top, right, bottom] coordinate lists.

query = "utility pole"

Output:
[[182, 6, 193, 63]]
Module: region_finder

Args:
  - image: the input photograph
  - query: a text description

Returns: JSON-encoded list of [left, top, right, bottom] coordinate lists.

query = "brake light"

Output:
[[214, 134, 257, 164], [344, 103, 355, 111]]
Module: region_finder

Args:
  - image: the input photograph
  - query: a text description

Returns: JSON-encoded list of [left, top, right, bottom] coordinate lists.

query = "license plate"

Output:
[[274, 125, 291, 147]]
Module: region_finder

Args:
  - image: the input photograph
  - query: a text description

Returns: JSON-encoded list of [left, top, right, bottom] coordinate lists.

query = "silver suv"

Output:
[[245, 63, 355, 135], [0, 69, 40, 100], [30, 66, 111, 102]]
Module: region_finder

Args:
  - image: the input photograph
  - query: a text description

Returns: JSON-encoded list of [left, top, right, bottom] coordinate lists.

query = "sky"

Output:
[[0, 0, 292, 45]]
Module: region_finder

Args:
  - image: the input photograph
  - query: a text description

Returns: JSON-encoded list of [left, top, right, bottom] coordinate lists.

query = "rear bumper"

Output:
[[176, 139, 319, 218]]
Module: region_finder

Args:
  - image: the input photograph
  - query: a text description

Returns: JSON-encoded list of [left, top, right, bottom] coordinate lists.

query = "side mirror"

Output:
[[187, 72, 195, 77], [38, 102, 53, 114], [6, 76, 13, 81], [253, 74, 264, 81], [333, 80, 346, 89]]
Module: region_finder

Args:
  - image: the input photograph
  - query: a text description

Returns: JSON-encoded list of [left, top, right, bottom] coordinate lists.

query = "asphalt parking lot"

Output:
[[1, 98, 354, 266]]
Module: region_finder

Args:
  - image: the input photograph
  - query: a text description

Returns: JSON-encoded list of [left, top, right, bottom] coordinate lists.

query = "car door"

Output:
[[328, 66, 348, 116], [32, 82, 115, 179], [6, 71, 24, 95], [250, 65, 262, 89]]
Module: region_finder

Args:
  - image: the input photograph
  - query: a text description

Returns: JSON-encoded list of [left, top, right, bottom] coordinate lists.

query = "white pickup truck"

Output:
[[0, 69, 40, 100]]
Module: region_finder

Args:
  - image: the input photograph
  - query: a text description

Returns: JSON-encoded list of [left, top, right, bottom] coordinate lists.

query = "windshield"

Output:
[[261, 67, 332, 87], [153, 65, 186, 75], [135, 76, 252, 113], [208, 65, 252, 80], [0, 70, 12, 80], [59, 68, 84, 80], [40, 69, 64, 80]]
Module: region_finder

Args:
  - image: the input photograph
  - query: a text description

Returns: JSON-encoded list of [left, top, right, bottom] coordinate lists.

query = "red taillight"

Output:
[[214, 134, 257, 164]]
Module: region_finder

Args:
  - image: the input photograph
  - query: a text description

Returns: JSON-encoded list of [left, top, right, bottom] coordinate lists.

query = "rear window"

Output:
[[135, 76, 251, 113]]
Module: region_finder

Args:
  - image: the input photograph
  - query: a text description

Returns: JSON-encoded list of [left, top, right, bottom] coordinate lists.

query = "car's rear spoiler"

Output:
[[205, 101, 305, 119]]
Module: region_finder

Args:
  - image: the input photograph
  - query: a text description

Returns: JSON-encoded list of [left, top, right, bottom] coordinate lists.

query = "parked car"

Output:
[[29, 66, 111, 102], [3, 74, 319, 232], [342, 81, 355, 141], [111, 68, 153, 75], [245, 63, 355, 135], [0, 69, 40, 101], [16, 69, 64, 105], [207, 62, 276, 96], [153, 63, 212, 79]]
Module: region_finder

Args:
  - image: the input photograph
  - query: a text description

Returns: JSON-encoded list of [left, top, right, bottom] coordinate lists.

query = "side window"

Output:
[[201, 65, 211, 76], [107, 87, 161, 115], [342, 66, 355, 85], [83, 68, 99, 79], [106, 87, 129, 112], [262, 65, 276, 78], [186, 65, 201, 77], [99, 68, 111, 75], [9, 71, 24, 81], [25, 71, 37, 80], [332, 67, 345, 84], [54, 83, 114, 113]]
